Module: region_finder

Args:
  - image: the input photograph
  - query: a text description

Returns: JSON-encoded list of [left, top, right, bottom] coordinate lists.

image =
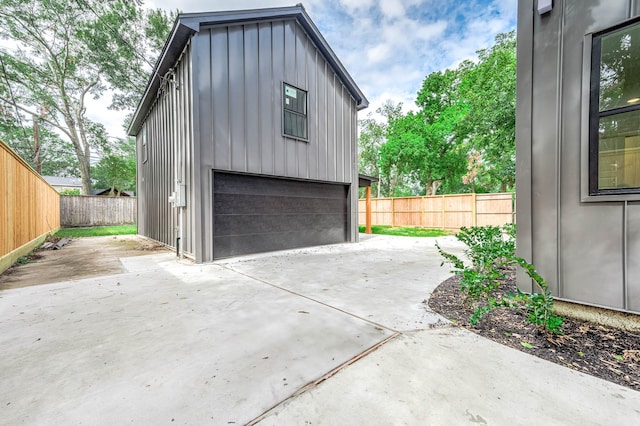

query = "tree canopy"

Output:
[[359, 30, 517, 197], [92, 137, 136, 196], [0, 0, 173, 194]]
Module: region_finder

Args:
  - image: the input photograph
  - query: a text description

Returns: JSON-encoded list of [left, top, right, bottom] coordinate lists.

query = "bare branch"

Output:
[[0, 95, 73, 139]]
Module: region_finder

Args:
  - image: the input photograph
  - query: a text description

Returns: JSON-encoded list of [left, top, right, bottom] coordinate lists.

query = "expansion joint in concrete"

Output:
[[219, 264, 398, 333], [246, 332, 401, 426]]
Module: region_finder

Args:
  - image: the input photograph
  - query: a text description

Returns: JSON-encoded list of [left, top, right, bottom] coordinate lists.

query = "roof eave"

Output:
[[127, 19, 196, 136], [127, 5, 368, 136]]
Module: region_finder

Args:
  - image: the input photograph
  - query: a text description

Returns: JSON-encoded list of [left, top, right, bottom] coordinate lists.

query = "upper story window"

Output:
[[589, 19, 640, 195], [283, 83, 308, 140], [141, 124, 148, 164]]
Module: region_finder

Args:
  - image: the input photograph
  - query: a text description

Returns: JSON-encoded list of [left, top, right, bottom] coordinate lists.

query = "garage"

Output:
[[213, 172, 349, 259], [128, 6, 368, 262]]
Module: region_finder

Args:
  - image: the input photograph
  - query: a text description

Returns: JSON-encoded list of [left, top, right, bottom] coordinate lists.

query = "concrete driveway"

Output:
[[1, 235, 639, 425]]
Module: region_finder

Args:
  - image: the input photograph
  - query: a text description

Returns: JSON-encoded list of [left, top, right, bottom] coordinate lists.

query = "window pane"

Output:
[[599, 23, 640, 111], [284, 85, 307, 114], [598, 109, 640, 190], [284, 111, 307, 139]]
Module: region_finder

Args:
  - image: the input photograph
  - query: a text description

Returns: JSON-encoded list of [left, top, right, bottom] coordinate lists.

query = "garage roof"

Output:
[[128, 4, 369, 136]]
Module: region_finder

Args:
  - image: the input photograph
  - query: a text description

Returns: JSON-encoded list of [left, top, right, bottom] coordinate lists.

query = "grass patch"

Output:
[[359, 225, 452, 237], [55, 225, 137, 238]]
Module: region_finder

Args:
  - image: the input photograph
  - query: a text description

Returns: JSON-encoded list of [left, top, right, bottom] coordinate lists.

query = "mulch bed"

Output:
[[428, 265, 640, 391]]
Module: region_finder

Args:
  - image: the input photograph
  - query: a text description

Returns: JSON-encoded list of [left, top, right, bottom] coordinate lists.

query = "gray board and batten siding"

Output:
[[517, 0, 640, 314], [128, 5, 368, 262]]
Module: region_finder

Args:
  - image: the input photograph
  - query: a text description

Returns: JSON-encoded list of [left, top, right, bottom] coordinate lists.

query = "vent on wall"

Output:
[[538, 0, 552, 14]]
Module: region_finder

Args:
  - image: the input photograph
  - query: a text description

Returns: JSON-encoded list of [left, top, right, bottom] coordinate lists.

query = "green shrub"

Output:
[[513, 257, 564, 334], [437, 224, 564, 334], [59, 189, 81, 195], [455, 225, 514, 271], [436, 225, 515, 302]]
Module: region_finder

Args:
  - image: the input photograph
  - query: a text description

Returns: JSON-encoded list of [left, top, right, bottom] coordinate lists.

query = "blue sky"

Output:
[[92, 0, 517, 137]]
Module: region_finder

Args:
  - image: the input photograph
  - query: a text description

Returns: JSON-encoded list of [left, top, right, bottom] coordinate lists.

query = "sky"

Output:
[[89, 0, 517, 139]]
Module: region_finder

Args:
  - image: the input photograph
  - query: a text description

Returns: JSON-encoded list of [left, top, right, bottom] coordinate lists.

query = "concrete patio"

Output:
[[1, 235, 639, 425]]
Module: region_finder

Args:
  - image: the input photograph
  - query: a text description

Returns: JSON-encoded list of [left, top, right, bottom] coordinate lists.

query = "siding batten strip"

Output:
[[555, 2, 565, 298], [624, 201, 628, 310]]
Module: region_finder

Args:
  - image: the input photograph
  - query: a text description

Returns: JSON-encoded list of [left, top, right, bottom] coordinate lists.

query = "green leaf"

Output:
[[0, 0, 174, 194], [615, 354, 623, 361], [520, 341, 533, 349]]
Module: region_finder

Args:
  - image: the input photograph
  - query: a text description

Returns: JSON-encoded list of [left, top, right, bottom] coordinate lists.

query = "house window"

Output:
[[283, 83, 308, 140], [589, 19, 640, 195], [142, 124, 148, 164]]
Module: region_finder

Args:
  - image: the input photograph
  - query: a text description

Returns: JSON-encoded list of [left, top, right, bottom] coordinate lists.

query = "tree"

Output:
[[458, 31, 517, 192], [358, 101, 402, 197], [381, 70, 467, 196], [0, 0, 173, 194], [92, 137, 136, 196], [377, 32, 517, 196], [0, 111, 80, 177]]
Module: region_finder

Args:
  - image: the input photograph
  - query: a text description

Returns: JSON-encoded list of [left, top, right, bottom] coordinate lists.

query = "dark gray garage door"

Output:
[[213, 172, 349, 259]]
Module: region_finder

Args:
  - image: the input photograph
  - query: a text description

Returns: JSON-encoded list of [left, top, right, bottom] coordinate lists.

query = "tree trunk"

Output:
[[426, 180, 441, 196], [432, 181, 441, 195], [62, 109, 92, 195], [68, 128, 91, 195], [79, 156, 91, 195]]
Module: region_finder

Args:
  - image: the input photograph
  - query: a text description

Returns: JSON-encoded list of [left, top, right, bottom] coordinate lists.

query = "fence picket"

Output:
[[1, 141, 60, 258], [358, 193, 516, 230], [60, 196, 136, 227]]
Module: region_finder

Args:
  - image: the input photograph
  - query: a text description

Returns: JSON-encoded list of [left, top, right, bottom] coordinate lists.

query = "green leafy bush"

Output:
[[436, 225, 514, 302], [437, 224, 564, 334], [454, 225, 514, 271], [513, 257, 564, 333], [59, 189, 81, 195]]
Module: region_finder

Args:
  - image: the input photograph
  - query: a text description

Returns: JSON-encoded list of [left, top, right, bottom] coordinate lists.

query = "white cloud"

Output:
[[380, 0, 406, 19], [84, 96, 129, 140], [338, 0, 376, 14], [366, 43, 393, 63]]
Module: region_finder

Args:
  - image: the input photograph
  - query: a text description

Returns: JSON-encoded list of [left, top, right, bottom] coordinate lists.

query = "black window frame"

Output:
[[282, 82, 308, 141], [589, 17, 640, 196]]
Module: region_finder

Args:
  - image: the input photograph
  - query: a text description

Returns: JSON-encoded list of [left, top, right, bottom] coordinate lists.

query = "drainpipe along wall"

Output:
[[167, 68, 186, 259]]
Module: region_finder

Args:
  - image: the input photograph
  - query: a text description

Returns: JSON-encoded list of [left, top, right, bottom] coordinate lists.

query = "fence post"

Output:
[[441, 195, 445, 230], [472, 192, 477, 227], [391, 197, 395, 227], [365, 186, 372, 234]]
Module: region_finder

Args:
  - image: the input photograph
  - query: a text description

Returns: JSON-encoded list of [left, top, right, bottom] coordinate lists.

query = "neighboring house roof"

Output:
[[127, 4, 369, 136], [43, 176, 82, 187], [91, 188, 134, 197]]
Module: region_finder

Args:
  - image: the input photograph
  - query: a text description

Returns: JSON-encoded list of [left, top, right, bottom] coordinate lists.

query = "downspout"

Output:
[[175, 71, 183, 260], [174, 70, 185, 260], [166, 68, 185, 260]]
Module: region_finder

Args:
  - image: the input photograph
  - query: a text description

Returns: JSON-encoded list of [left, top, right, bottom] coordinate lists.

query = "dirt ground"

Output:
[[429, 266, 640, 392], [0, 235, 169, 290]]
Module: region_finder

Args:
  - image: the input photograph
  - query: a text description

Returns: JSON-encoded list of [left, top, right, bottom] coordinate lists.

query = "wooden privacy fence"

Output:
[[0, 140, 60, 261], [358, 193, 515, 230], [61, 195, 137, 227]]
